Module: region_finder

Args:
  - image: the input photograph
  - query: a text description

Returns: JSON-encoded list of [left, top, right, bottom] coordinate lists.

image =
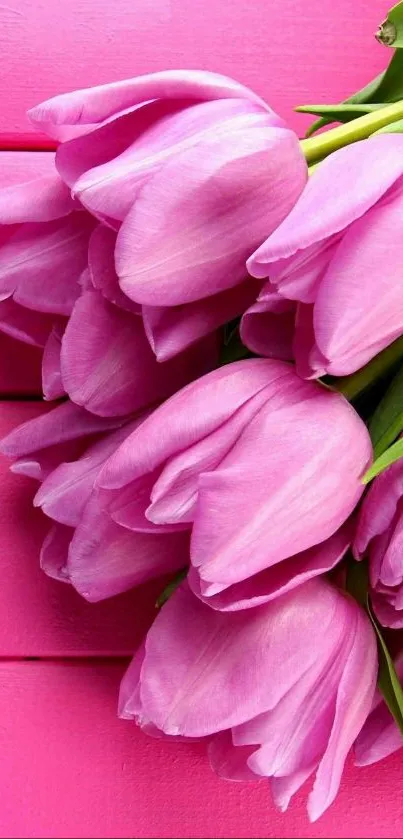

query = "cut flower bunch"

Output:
[[4, 0, 403, 821]]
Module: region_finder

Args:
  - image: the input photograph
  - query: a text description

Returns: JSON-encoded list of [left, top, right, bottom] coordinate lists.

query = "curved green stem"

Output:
[[301, 99, 403, 163]]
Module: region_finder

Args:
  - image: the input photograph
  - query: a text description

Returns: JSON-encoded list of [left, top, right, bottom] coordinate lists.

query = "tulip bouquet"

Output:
[[4, 0, 403, 822]]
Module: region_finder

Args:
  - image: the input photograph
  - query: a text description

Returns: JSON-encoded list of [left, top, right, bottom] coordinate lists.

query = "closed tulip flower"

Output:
[[29, 70, 308, 359], [119, 578, 377, 821], [354, 459, 403, 628], [355, 650, 403, 767], [0, 151, 94, 349], [244, 134, 403, 378], [0, 152, 218, 416], [1, 400, 190, 600], [99, 358, 371, 603]]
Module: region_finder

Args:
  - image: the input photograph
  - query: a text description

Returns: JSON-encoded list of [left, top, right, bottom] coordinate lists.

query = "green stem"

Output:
[[300, 99, 403, 163], [333, 335, 403, 401]]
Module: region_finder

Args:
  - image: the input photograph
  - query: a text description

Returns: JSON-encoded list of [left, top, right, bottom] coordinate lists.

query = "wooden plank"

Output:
[[0, 0, 385, 137], [0, 132, 55, 150], [0, 660, 401, 839], [0, 401, 166, 656]]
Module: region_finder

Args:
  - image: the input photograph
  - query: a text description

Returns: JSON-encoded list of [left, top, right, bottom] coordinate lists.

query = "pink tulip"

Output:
[[354, 459, 403, 628], [99, 358, 371, 602], [58, 288, 219, 417], [355, 650, 403, 767], [244, 134, 403, 377], [119, 578, 377, 821], [0, 152, 219, 416], [0, 151, 93, 348], [29, 70, 307, 358], [1, 400, 190, 600]]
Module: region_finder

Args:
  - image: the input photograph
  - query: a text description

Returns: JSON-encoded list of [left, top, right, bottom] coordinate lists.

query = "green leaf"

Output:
[[377, 1, 403, 48], [363, 437, 403, 484], [374, 49, 403, 100], [219, 327, 252, 366], [346, 557, 368, 607], [367, 599, 403, 736], [155, 567, 188, 608], [369, 365, 403, 457], [347, 560, 403, 736], [302, 49, 403, 136], [296, 103, 383, 124]]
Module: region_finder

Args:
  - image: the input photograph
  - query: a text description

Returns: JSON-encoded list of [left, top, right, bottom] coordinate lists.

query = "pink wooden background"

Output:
[[1, 1, 401, 836]]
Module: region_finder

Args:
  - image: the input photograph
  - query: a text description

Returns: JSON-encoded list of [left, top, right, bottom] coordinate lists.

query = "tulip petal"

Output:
[[188, 522, 351, 611], [67, 494, 190, 601], [307, 608, 377, 821], [100, 470, 190, 535], [355, 654, 403, 766], [240, 285, 296, 359], [270, 765, 316, 813], [354, 461, 403, 559], [40, 523, 73, 582], [88, 225, 140, 313], [252, 235, 341, 305], [143, 278, 261, 361], [371, 590, 403, 628], [140, 578, 342, 737], [377, 511, 403, 588], [118, 644, 146, 720], [42, 322, 66, 400], [146, 387, 275, 525], [313, 196, 403, 375], [1, 400, 125, 462], [61, 290, 218, 417], [119, 645, 199, 739], [99, 359, 292, 491], [116, 123, 306, 305], [34, 418, 144, 527], [29, 70, 271, 139], [0, 299, 56, 347], [0, 152, 74, 223], [0, 214, 94, 315], [292, 303, 330, 380], [245, 632, 350, 778], [355, 700, 402, 766], [64, 99, 261, 224], [191, 387, 370, 588], [248, 135, 403, 280], [55, 101, 174, 191], [208, 732, 259, 782]]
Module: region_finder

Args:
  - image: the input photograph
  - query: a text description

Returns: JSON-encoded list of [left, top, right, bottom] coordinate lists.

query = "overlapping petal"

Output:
[[247, 135, 403, 283], [67, 495, 190, 601], [116, 123, 306, 305], [29, 70, 271, 139], [0, 151, 74, 223], [0, 213, 94, 315], [126, 579, 376, 820], [60, 290, 218, 417]]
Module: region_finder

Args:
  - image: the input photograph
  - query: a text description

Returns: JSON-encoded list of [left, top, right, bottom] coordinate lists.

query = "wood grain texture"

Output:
[[1, 3, 401, 836], [0, 402, 167, 656], [0, 0, 386, 137], [0, 660, 401, 839]]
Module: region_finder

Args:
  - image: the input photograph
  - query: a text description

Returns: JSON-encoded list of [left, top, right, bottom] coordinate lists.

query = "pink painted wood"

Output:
[[0, 0, 386, 138], [0, 402, 166, 656], [1, 2, 401, 836], [0, 660, 402, 839]]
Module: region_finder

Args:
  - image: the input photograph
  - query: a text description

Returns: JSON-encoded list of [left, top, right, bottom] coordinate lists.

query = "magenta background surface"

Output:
[[1, 1, 401, 836]]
